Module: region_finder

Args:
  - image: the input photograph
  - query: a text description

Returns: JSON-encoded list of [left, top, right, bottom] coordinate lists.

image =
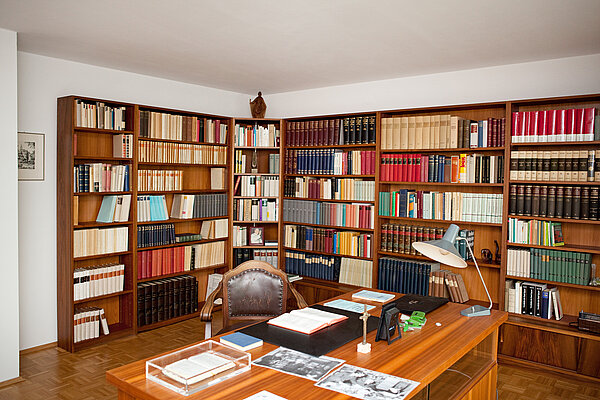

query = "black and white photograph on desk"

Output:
[[252, 347, 344, 381], [315, 364, 419, 400]]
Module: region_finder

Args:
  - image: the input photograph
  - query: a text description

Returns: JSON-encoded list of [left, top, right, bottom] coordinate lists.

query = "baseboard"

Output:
[[0, 376, 25, 389], [19, 341, 57, 355], [498, 354, 600, 384]]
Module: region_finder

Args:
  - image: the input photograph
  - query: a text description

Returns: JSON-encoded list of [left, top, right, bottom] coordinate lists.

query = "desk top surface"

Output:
[[106, 290, 507, 400]]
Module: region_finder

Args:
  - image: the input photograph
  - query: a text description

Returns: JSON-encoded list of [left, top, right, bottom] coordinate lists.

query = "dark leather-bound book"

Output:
[[555, 186, 564, 218], [192, 277, 198, 313], [368, 116, 376, 143], [137, 284, 146, 327], [458, 119, 464, 148], [564, 151, 572, 180], [462, 119, 470, 149], [475, 156, 481, 183], [550, 151, 559, 181], [386, 223, 394, 252], [547, 186, 556, 217], [579, 150, 589, 181], [322, 119, 328, 146], [349, 117, 356, 145], [590, 187, 599, 220], [539, 185, 548, 217], [510, 151, 519, 180], [536, 155, 544, 181], [501, 118, 506, 146], [558, 152, 566, 181], [516, 185, 525, 215], [343, 118, 349, 144], [157, 280, 165, 322], [532, 186, 541, 217], [145, 282, 153, 325], [581, 186, 590, 219], [572, 186, 581, 219], [334, 119, 341, 145], [499, 156, 505, 183], [595, 150, 600, 181], [392, 224, 400, 253], [563, 186, 572, 218], [588, 151, 596, 182], [173, 278, 181, 318], [355, 116, 362, 145], [509, 185, 517, 214], [524, 185, 533, 216], [150, 282, 158, 324]]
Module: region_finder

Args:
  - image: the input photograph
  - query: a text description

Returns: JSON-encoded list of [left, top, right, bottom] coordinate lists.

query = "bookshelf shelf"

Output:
[[507, 242, 600, 254], [234, 146, 280, 150], [283, 246, 372, 261], [283, 196, 375, 204], [510, 141, 600, 147], [380, 181, 504, 187], [74, 156, 132, 162], [137, 237, 227, 251], [287, 143, 377, 150], [137, 312, 200, 333], [233, 196, 279, 199], [74, 127, 134, 135], [137, 264, 228, 283], [233, 245, 279, 249], [73, 290, 133, 305], [74, 251, 132, 261], [74, 221, 133, 229], [138, 162, 226, 167], [285, 174, 375, 178], [377, 250, 501, 269], [379, 216, 502, 227], [380, 147, 505, 154], [507, 215, 600, 224], [505, 313, 600, 341], [137, 216, 228, 225], [137, 189, 227, 195], [509, 180, 600, 186], [73, 323, 134, 351], [233, 220, 279, 224], [284, 221, 373, 232], [139, 137, 228, 146], [505, 275, 600, 292], [74, 191, 133, 196], [234, 173, 279, 176]]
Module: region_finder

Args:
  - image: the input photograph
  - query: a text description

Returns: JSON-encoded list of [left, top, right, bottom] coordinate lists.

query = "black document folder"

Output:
[[239, 305, 379, 356]]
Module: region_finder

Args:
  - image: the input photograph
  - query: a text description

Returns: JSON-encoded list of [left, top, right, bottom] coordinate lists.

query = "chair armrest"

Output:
[[287, 280, 308, 309], [200, 281, 223, 322]]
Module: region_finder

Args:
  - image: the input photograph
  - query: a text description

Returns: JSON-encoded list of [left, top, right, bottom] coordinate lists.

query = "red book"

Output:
[[421, 155, 428, 182], [583, 108, 595, 141], [512, 112, 521, 143], [487, 117, 493, 147], [546, 109, 557, 141], [566, 108, 576, 141], [532, 111, 540, 143], [137, 256, 142, 280], [361, 151, 366, 175], [538, 110, 547, 142], [524, 111, 531, 143], [556, 109, 566, 141]]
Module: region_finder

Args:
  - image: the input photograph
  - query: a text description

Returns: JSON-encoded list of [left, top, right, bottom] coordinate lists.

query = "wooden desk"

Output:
[[107, 291, 507, 400]]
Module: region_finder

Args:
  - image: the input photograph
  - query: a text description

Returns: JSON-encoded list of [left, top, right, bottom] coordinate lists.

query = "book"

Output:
[[163, 353, 236, 385], [220, 332, 263, 351], [267, 308, 348, 334], [351, 290, 395, 303]]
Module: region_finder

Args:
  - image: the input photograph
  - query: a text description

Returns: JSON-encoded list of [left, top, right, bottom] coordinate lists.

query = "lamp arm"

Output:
[[457, 237, 493, 310]]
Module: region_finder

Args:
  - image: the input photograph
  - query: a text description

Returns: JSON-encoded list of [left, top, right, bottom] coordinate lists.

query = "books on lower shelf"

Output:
[[509, 184, 599, 220], [233, 248, 278, 268], [377, 257, 440, 297], [139, 111, 227, 144], [338, 258, 373, 287], [138, 141, 227, 164], [285, 149, 376, 175], [171, 194, 228, 219], [505, 281, 563, 320], [284, 224, 372, 258], [284, 199, 374, 229], [379, 191, 503, 224], [351, 290, 395, 303], [234, 175, 279, 197], [284, 177, 375, 202], [380, 115, 505, 150], [267, 307, 348, 334], [73, 227, 129, 257], [234, 199, 278, 222], [284, 250, 340, 282], [96, 194, 131, 223], [138, 223, 176, 248], [137, 195, 169, 222], [508, 218, 564, 246], [510, 150, 600, 182], [219, 332, 263, 351], [137, 241, 225, 279], [511, 108, 596, 143], [137, 275, 198, 327], [76, 100, 127, 130], [380, 154, 504, 184], [200, 219, 228, 240], [234, 123, 280, 147], [137, 169, 183, 191], [73, 264, 125, 301], [428, 270, 470, 303], [74, 163, 130, 193], [507, 248, 592, 285], [286, 116, 376, 146], [113, 134, 133, 158], [73, 307, 109, 343]]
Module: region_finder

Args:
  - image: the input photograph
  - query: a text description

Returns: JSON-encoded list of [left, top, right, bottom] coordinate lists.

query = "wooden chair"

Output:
[[200, 260, 308, 339]]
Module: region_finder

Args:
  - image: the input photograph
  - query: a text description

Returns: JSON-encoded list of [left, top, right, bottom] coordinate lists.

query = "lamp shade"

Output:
[[412, 224, 467, 268]]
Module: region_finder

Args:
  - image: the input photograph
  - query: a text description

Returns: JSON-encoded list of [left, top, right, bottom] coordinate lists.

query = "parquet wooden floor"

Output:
[[1, 315, 599, 399]]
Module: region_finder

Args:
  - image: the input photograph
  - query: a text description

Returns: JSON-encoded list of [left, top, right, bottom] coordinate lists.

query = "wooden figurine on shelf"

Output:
[[250, 91, 267, 118]]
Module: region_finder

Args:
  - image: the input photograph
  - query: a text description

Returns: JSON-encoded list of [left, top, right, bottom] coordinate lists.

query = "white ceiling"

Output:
[[1, 0, 599, 95]]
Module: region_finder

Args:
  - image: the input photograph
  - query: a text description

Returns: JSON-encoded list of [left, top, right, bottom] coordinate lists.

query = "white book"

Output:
[[352, 290, 394, 303]]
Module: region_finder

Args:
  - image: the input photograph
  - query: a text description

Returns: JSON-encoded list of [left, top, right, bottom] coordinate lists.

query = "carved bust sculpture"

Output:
[[250, 91, 267, 118]]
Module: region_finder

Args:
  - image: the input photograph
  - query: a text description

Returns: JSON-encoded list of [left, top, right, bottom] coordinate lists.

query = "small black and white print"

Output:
[[252, 347, 344, 381], [315, 364, 419, 400], [18, 141, 35, 169]]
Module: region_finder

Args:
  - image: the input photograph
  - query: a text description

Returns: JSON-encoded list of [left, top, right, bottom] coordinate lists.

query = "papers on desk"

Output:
[[243, 391, 288, 400], [253, 347, 344, 381], [324, 299, 375, 313], [315, 364, 420, 400], [267, 307, 347, 334], [352, 290, 395, 303], [163, 352, 235, 385]]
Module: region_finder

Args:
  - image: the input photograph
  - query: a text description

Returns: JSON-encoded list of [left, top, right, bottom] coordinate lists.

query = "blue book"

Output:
[[541, 289, 550, 319], [96, 195, 117, 223]]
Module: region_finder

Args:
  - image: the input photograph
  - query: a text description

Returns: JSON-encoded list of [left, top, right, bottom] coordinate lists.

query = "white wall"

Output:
[[17, 52, 251, 350], [267, 54, 600, 117], [0, 28, 20, 381]]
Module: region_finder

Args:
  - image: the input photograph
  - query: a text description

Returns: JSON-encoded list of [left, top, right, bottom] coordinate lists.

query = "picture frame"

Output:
[[248, 226, 264, 246], [18, 132, 45, 181]]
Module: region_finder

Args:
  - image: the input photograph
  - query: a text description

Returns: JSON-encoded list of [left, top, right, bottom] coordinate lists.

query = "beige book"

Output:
[[210, 168, 225, 190], [381, 118, 391, 150], [392, 117, 402, 149], [400, 117, 409, 149], [449, 116, 461, 148], [543, 151, 551, 181], [408, 116, 417, 150], [557, 151, 565, 181], [524, 151, 533, 181], [550, 150, 559, 181], [531, 150, 538, 181], [439, 115, 449, 149], [74, 196, 79, 225], [510, 151, 519, 180], [422, 115, 431, 149], [432, 115, 441, 149], [595, 150, 600, 181], [571, 150, 579, 182], [564, 150, 573, 181], [415, 116, 424, 149], [579, 150, 588, 181]]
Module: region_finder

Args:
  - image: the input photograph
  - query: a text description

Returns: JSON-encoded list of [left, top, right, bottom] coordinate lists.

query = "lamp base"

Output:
[[461, 305, 491, 317]]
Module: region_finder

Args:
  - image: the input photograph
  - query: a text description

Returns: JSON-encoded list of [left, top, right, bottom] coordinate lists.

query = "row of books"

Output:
[[74, 163, 130, 193], [73, 307, 109, 343], [73, 264, 125, 301], [508, 218, 564, 247], [377, 258, 440, 296], [380, 115, 506, 150], [505, 281, 563, 320], [113, 134, 133, 158], [509, 185, 600, 220], [509, 150, 599, 182], [233, 198, 278, 222], [286, 116, 376, 147], [139, 111, 227, 144], [73, 227, 128, 258], [283, 199, 374, 229], [284, 177, 375, 202], [137, 169, 183, 192], [137, 276, 198, 327], [170, 193, 228, 219], [234, 123, 280, 147], [379, 191, 503, 224], [96, 194, 132, 223], [511, 108, 596, 143], [507, 248, 592, 286], [137, 223, 176, 248], [284, 224, 372, 258], [76, 100, 127, 131], [284, 149, 376, 175], [269, 154, 280, 174], [137, 241, 225, 279], [232, 226, 255, 247], [338, 258, 373, 288], [380, 153, 504, 184], [137, 195, 168, 222], [430, 270, 469, 303], [284, 250, 341, 282], [138, 141, 227, 165], [232, 248, 279, 268], [234, 175, 279, 197]]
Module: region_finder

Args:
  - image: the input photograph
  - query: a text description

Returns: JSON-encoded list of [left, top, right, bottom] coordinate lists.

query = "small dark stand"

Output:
[[376, 303, 401, 344]]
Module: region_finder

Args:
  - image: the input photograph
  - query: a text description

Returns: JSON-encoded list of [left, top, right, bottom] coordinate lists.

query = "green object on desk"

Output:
[[404, 311, 427, 331]]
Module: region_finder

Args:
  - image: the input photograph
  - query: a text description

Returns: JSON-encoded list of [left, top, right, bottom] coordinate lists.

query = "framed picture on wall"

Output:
[[18, 132, 45, 181]]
